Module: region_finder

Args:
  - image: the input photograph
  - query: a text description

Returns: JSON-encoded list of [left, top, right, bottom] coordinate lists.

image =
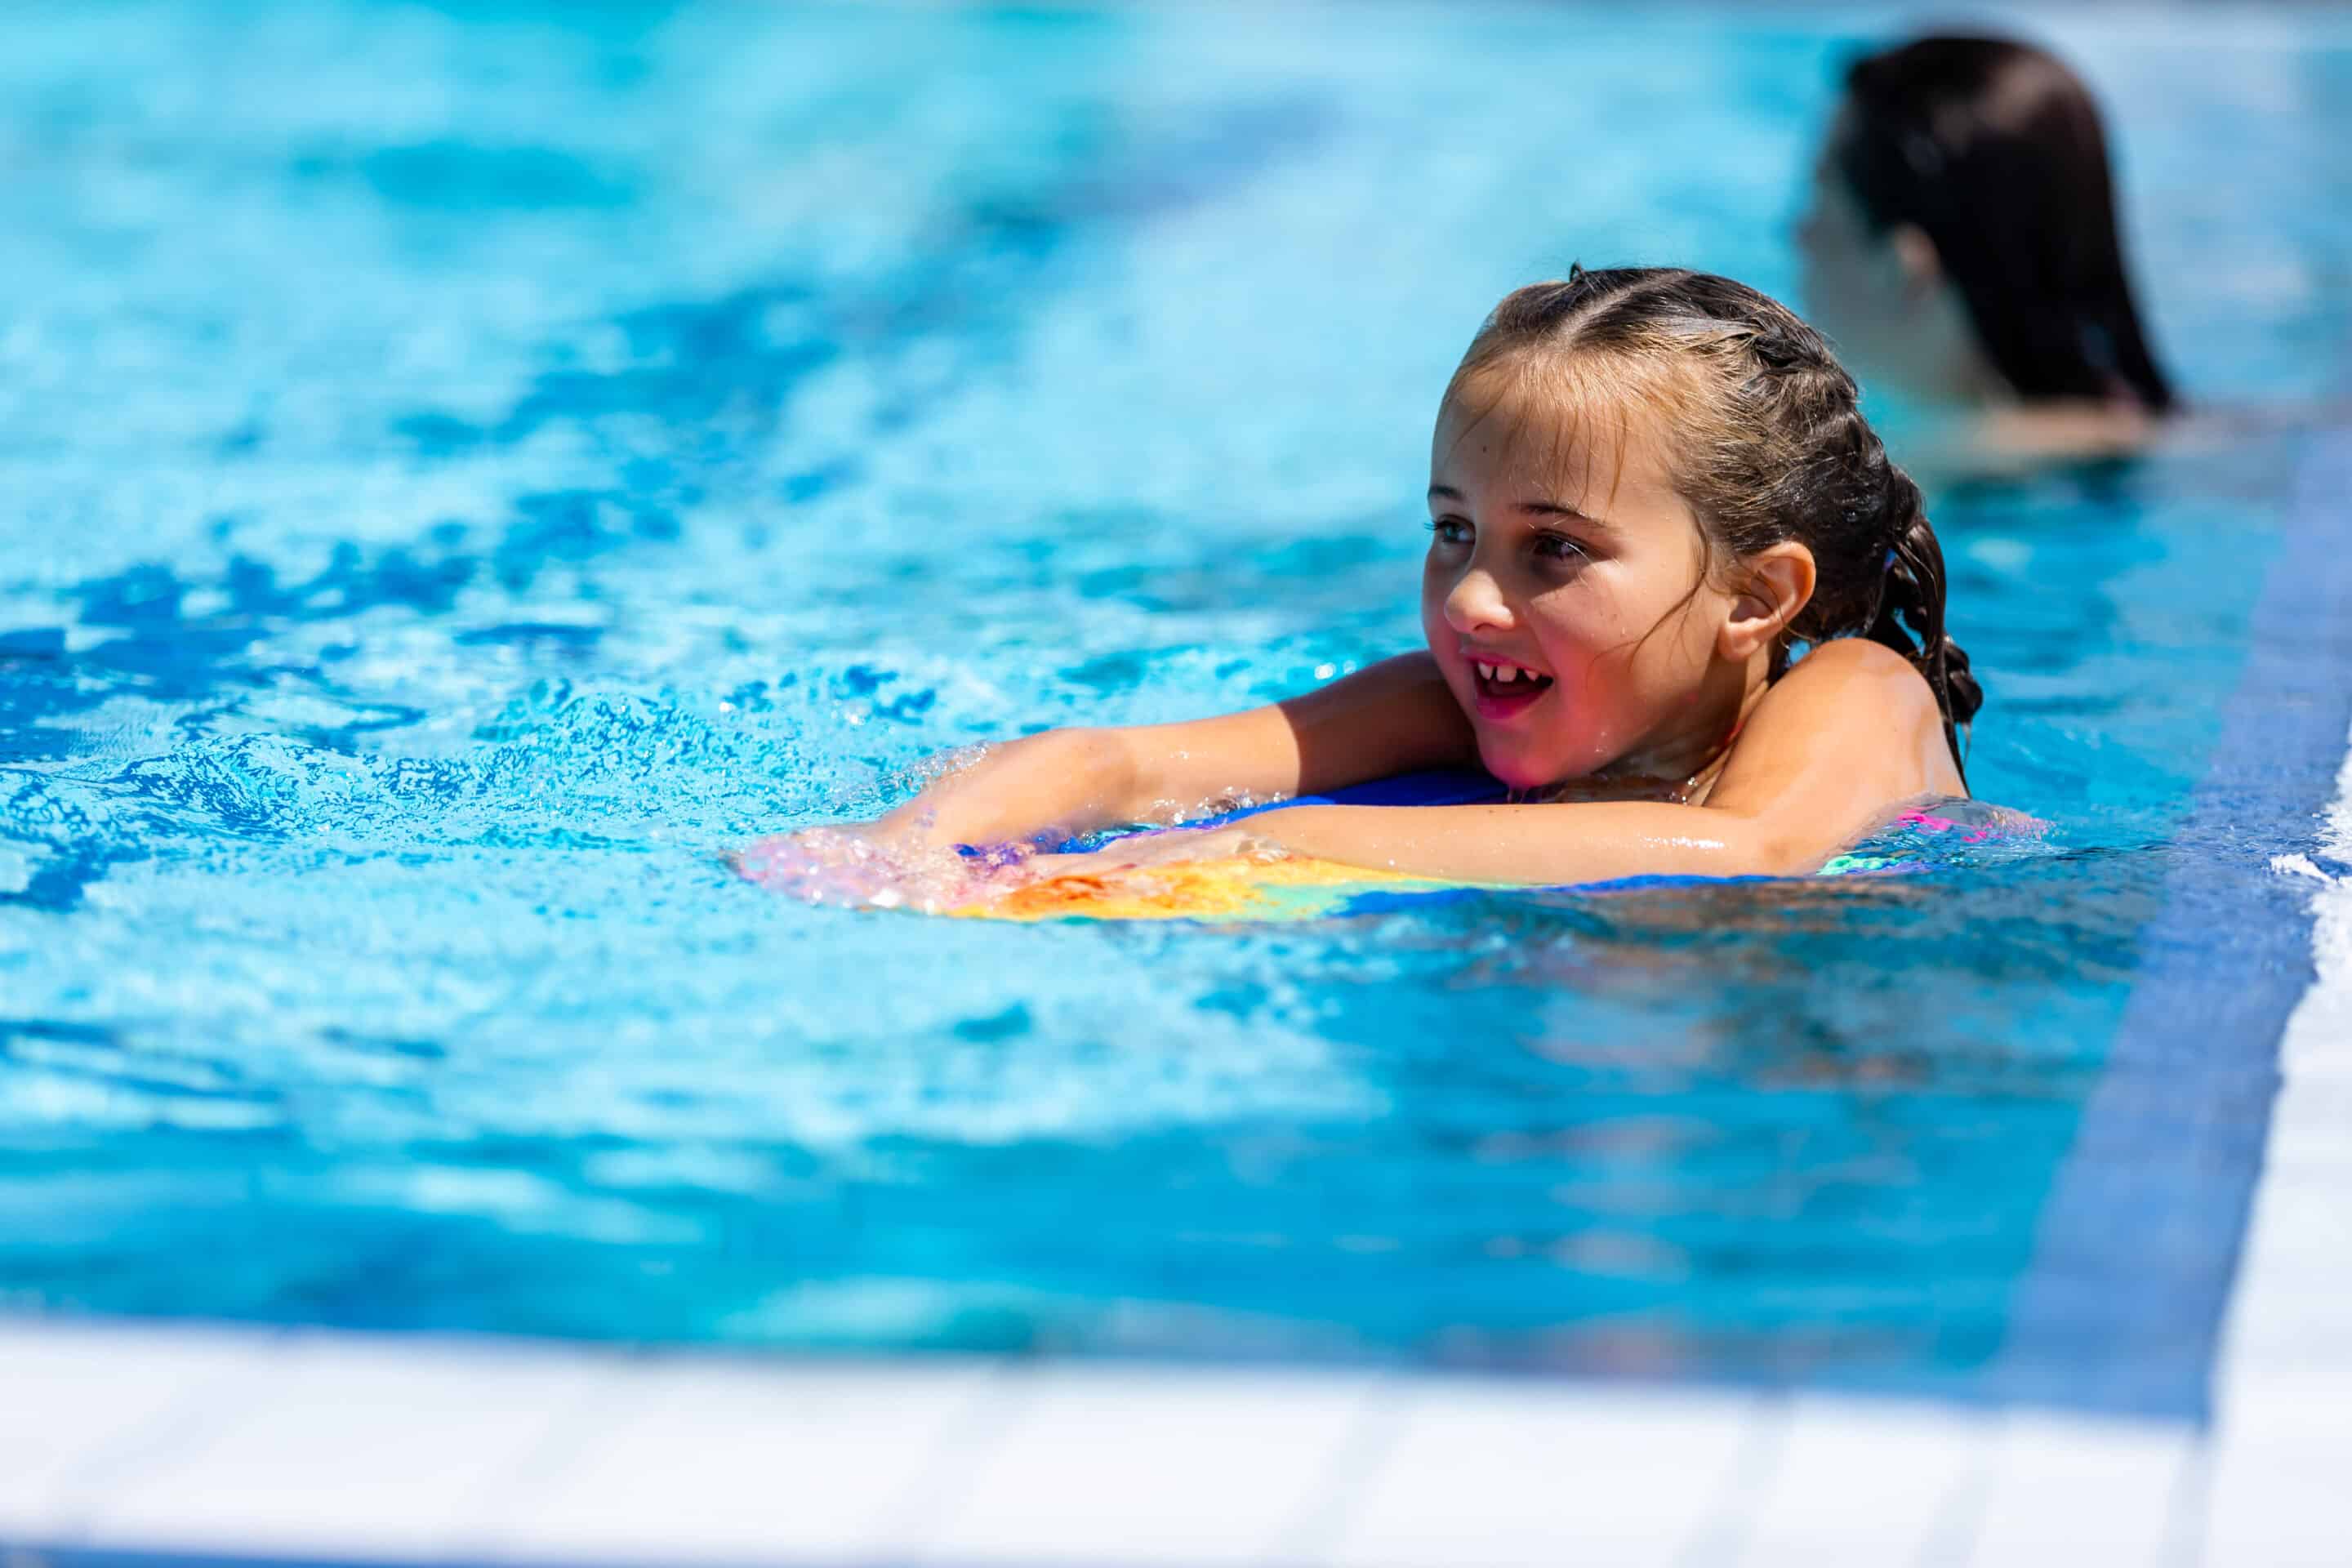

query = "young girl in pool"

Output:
[[746, 266, 1980, 906]]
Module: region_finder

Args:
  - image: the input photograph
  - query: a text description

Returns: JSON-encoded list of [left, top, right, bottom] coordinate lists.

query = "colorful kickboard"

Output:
[[944, 773, 2017, 924], [948, 768, 1505, 924], [947, 853, 1469, 924]]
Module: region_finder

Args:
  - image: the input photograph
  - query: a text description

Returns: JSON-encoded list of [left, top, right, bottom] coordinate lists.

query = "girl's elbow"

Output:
[[1047, 726, 1141, 797], [1021, 725, 1112, 764]]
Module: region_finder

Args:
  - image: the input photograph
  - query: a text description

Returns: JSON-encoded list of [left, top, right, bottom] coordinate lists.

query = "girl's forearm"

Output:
[[875, 728, 1141, 849], [1244, 803, 1816, 884], [865, 657, 1472, 855]]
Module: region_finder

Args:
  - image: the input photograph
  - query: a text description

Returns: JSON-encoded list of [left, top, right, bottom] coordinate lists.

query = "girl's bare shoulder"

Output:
[[1713, 639, 1963, 814], [1771, 635, 1944, 704]]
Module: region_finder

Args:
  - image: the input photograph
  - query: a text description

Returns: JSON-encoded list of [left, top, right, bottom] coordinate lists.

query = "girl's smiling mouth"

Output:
[[1468, 653, 1557, 719]]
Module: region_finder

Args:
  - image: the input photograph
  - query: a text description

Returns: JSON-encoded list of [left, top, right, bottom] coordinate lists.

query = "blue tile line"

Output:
[[0, 1549, 737, 1568], [1, 1547, 882, 1568], [0, 1548, 382, 1568], [1993, 425, 2352, 1419]]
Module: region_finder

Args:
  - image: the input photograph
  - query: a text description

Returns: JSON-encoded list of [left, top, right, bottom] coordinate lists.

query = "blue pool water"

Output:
[[6, 2, 2351, 1418]]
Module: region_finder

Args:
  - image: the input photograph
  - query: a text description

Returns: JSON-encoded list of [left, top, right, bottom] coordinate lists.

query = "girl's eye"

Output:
[[1533, 532, 1590, 564], [1428, 518, 1472, 547]]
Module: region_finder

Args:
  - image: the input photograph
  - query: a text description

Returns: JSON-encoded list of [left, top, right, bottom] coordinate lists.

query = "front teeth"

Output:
[[1475, 662, 1522, 684]]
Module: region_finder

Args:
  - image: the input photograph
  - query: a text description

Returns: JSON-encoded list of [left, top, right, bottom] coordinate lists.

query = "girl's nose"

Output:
[[1444, 569, 1514, 635]]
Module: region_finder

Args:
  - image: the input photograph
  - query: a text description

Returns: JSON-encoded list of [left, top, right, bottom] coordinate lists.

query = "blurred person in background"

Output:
[[1797, 34, 2176, 470]]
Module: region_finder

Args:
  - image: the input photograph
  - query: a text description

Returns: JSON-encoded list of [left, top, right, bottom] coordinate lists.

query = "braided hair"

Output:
[[1447, 265, 1982, 774]]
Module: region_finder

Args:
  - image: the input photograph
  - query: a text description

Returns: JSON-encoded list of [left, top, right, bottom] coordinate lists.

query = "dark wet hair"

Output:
[[1835, 34, 2174, 412], [1446, 266, 1982, 776]]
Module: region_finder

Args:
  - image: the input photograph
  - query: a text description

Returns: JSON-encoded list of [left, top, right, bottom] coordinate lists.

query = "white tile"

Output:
[[2201, 1447, 2347, 1567], [1319, 1378, 1765, 1568], [2203, 1378, 2352, 1568], [2234, 1182, 2352, 1258], [0, 1318, 284, 1534], [2218, 1290, 2352, 1379], [1958, 1411, 2194, 1568], [483, 1354, 1002, 1563], [1729, 1396, 1993, 1567], [911, 1363, 1382, 1565], [72, 1330, 605, 1558]]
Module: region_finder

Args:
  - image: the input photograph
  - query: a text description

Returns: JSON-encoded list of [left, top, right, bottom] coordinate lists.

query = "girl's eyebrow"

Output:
[[1519, 499, 1609, 527], [1428, 483, 1609, 527]]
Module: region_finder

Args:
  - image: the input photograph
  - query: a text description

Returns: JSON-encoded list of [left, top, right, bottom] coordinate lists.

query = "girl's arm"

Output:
[[871, 653, 1476, 851], [1209, 798, 1801, 884], [1126, 640, 1966, 883]]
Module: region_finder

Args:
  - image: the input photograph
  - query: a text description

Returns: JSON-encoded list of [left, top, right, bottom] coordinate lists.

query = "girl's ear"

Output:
[[1718, 543, 1815, 662]]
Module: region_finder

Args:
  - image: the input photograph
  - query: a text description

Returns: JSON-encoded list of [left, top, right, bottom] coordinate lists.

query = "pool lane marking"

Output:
[[2198, 721, 2352, 1561], [1996, 425, 2352, 1419]]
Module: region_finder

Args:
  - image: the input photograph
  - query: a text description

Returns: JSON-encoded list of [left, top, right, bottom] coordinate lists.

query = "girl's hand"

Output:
[[736, 820, 1284, 912], [1018, 824, 1281, 880], [733, 825, 1032, 911]]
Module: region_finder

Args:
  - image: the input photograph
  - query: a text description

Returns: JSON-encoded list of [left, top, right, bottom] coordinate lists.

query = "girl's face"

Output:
[[1421, 359, 1740, 791]]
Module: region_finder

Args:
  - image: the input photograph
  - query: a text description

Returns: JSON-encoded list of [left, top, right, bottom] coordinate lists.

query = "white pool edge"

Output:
[[3, 1316, 2216, 1568]]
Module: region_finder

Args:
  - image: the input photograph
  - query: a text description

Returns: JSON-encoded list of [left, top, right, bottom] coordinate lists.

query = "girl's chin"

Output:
[[1474, 742, 1570, 793]]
